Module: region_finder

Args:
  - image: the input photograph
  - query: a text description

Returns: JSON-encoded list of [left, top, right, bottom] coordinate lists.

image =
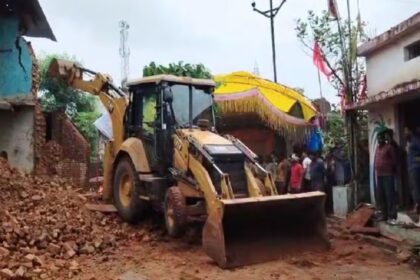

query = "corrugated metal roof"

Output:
[[1, 0, 56, 41]]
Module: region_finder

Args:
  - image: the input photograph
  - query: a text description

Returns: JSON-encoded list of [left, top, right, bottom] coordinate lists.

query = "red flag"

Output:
[[313, 41, 332, 79], [328, 0, 339, 19]]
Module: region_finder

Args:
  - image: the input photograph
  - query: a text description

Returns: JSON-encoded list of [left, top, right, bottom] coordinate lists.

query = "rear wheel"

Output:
[[113, 158, 148, 223], [165, 186, 187, 237]]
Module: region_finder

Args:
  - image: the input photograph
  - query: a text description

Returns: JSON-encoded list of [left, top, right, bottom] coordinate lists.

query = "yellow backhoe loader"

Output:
[[48, 59, 329, 268]]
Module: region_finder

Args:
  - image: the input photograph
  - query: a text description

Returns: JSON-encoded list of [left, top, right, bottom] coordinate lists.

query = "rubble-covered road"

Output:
[[0, 160, 417, 280]]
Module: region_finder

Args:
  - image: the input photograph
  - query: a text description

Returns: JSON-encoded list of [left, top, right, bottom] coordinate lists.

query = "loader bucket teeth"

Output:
[[203, 191, 330, 268]]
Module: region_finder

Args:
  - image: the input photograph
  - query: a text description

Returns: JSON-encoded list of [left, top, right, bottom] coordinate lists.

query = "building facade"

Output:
[[354, 12, 420, 208], [0, 0, 55, 172]]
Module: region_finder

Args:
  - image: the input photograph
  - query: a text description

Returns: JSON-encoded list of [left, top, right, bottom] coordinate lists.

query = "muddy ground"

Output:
[[0, 159, 418, 280], [76, 223, 418, 280]]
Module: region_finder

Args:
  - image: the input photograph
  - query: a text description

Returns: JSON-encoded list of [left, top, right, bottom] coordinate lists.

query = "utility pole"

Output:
[[119, 20, 130, 90], [251, 0, 286, 83]]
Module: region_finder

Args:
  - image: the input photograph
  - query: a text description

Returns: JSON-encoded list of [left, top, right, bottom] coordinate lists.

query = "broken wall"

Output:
[[36, 111, 90, 186], [0, 107, 34, 171]]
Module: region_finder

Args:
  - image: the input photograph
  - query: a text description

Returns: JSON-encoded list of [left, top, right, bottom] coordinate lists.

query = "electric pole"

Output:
[[119, 20, 130, 89], [251, 0, 286, 83]]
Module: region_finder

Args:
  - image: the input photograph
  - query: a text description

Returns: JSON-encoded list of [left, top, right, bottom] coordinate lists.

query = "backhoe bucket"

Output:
[[203, 191, 329, 268], [47, 58, 81, 80]]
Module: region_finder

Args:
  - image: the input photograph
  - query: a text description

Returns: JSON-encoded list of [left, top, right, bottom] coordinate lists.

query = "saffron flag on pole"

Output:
[[328, 0, 339, 19], [313, 41, 332, 79]]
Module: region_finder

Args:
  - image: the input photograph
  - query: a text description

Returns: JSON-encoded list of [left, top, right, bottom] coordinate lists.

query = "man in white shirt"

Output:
[[302, 152, 312, 192]]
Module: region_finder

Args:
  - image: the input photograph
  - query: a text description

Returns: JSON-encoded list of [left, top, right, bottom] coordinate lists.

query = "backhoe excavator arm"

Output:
[[47, 58, 128, 150], [48, 59, 129, 200]]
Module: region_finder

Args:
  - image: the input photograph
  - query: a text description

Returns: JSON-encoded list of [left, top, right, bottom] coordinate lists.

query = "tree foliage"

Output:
[[74, 111, 101, 159], [295, 10, 368, 100], [324, 110, 346, 150], [39, 53, 100, 159], [143, 61, 212, 79], [39, 53, 97, 117]]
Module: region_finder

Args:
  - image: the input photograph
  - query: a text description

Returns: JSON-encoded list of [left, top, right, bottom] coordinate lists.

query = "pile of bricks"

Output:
[[0, 159, 150, 279]]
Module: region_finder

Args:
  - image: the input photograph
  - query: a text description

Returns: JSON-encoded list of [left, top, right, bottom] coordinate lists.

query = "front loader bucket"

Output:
[[203, 191, 330, 268]]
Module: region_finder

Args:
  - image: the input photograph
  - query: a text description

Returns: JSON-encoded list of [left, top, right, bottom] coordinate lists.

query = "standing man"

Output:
[[325, 154, 336, 214], [310, 153, 326, 192], [276, 156, 290, 194], [265, 153, 278, 179], [374, 131, 398, 225], [302, 151, 312, 192], [289, 154, 303, 194], [408, 127, 420, 217]]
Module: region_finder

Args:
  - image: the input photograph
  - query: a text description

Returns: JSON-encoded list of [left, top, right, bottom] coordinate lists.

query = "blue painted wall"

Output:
[[0, 16, 33, 98]]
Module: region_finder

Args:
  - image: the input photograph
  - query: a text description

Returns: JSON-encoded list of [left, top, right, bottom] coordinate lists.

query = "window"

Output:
[[192, 88, 213, 126], [170, 84, 190, 125], [404, 40, 420, 61], [142, 93, 156, 134]]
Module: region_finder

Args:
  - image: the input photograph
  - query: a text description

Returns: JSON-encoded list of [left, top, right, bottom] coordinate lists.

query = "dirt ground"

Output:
[[76, 224, 419, 280], [0, 159, 417, 280]]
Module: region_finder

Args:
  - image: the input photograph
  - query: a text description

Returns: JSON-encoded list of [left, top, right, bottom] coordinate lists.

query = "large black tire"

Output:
[[113, 158, 148, 223], [164, 187, 187, 238]]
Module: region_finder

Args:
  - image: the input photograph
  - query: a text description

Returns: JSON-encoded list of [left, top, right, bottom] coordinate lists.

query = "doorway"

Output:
[[398, 96, 420, 209]]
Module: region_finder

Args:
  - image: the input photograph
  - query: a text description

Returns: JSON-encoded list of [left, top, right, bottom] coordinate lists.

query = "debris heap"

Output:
[[0, 159, 143, 279]]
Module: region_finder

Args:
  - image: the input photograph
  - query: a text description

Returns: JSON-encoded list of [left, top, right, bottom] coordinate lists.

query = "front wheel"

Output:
[[113, 158, 148, 223], [164, 186, 187, 237]]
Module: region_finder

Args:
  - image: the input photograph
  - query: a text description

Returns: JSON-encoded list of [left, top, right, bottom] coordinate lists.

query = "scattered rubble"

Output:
[[344, 203, 376, 231], [0, 159, 150, 279]]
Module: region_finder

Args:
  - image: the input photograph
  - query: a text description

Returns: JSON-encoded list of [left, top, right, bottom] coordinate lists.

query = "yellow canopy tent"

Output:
[[214, 71, 317, 135]]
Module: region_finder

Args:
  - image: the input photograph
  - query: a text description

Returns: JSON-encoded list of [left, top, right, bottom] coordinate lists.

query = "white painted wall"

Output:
[[0, 107, 34, 172], [366, 32, 420, 96]]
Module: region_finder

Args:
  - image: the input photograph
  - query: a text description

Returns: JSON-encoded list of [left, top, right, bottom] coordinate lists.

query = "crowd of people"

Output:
[[261, 149, 351, 214], [256, 125, 420, 224]]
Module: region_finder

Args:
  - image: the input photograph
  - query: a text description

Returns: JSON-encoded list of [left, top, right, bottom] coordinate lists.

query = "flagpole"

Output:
[[317, 68, 323, 99], [346, 0, 353, 101], [343, 0, 359, 208], [317, 68, 325, 115]]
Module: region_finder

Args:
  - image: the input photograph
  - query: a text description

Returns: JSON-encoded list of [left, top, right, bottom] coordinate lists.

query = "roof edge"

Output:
[[127, 74, 216, 87], [358, 12, 420, 57]]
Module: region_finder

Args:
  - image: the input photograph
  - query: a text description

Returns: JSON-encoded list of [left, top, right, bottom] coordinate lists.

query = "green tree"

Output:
[[39, 53, 100, 159], [143, 61, 212, 79], [295, 10, 368, 97], [39, 53, 97, 117], [324, 110, 345, 151], [295, 10, 369, 183], [74, 111, 101, 159]]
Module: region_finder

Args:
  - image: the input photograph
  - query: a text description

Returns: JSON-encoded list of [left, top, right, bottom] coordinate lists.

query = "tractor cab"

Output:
[[125, 75, 216, 173]]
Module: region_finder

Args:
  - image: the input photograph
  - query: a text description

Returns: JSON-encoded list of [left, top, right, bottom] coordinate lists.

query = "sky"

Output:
[[30, 0, 420, 104]]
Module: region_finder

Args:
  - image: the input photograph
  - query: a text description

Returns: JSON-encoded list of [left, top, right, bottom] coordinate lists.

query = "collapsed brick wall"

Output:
[[30, 41, 47, 175], [34, 111, 90, 186], [53, 113, 90, 163], [34, 102, 46, 174], [28, 43, 90, 186]]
